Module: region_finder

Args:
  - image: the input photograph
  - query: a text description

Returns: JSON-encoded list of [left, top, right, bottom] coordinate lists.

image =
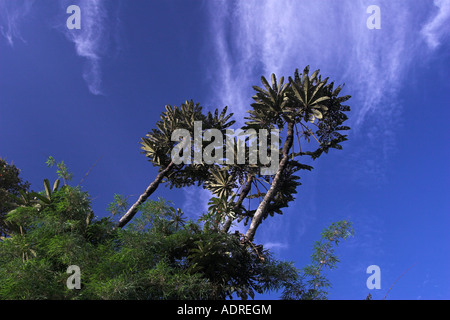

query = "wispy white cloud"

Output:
[[0, 0, 119, 95], [204, 0, 449, 248], [205, 0, 448, 185], [420, 0, 450, 49], [263, 241, 288, 250], [60, 0, 110, 95], [206, 0, 420, 128], [0, 0, 35, 46]]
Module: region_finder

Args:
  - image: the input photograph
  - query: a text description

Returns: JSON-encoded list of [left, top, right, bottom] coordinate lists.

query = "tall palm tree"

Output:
[[115, 100, 235, 229], [243, 67, 351, 241]]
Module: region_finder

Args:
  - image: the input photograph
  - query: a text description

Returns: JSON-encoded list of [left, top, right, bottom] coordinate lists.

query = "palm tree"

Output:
[[115, 67, 351, 242], [243, 66, 351, 241], [115, 100, 235, 229]]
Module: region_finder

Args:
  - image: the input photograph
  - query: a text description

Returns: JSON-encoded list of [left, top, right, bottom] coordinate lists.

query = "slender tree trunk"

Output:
[[222, 173, 254, 233], [115, 162, 174, 229], [244, 122, 294, 242]]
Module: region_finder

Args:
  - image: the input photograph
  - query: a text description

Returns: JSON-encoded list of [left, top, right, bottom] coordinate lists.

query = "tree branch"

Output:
[[244, 121, 294, 242], [115, 161, 174, 229], [222, 173, 254, 233]]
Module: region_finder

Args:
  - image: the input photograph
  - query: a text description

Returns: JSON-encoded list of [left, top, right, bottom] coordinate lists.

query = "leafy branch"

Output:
[[282, 220, 354, 300], [46, 156, 73, 185]]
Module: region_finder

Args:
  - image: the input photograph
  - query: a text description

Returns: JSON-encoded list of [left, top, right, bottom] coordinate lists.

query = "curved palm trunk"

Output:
[[222, 174, 254, 233], [245, 122, 294, 242], [115, 162, 174, 229]]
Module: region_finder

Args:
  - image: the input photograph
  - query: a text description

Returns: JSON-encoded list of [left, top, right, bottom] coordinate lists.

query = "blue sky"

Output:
[[0, 0, 449, 300]]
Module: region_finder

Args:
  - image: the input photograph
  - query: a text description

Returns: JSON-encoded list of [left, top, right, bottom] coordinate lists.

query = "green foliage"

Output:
[[0, 158, 31, 237], [0, 185, 112, 299], [282, 220, 354, 300], [115, 67, 350, 239], [46, 156, 73, 185], [107, 194, 130, 217], [0, 162, 353, 300], [247, 66, 350, 160], [0, 67, 353, 300], [140, 100, 235, 188], [0, 186, 299, 300]]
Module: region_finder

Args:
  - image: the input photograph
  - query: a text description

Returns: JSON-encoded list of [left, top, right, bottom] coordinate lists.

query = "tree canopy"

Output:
[[0, 158, 30, 237], [0, 67, 353, 300]]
